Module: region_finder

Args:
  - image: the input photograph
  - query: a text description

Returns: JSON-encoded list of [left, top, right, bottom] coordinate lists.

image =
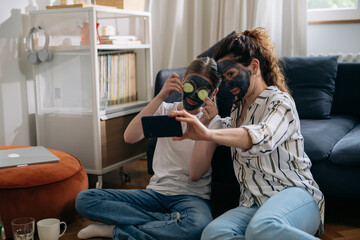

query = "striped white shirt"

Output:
[[223, 86, 324, 233]]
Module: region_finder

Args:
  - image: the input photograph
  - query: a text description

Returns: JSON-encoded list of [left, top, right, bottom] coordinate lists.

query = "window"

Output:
[[308, 0, 360, 23]]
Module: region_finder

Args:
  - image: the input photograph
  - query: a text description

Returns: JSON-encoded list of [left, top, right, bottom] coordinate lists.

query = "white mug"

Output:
[[37, 218, 67, 240]]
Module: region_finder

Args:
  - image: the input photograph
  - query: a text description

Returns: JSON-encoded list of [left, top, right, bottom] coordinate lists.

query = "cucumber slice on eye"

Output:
[[183, 82, 194, 93], [197, 89, 209, 101]]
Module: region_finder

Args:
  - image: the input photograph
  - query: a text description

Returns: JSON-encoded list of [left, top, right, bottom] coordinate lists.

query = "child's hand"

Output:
[[200, 97, 218, 127], [158, 72, 183, 101]]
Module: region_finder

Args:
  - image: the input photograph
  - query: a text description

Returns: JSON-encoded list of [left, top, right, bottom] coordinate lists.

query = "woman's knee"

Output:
[[201, 219, 241, 240], [245, 218, 280, 240], [201, 221, 219, 240]]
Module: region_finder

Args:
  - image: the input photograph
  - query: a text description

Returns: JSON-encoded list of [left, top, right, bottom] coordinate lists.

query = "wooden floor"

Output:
[[52, 159, 359, 240]]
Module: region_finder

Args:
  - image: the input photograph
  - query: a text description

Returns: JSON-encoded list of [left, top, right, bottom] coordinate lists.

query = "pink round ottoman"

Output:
[[0, 146, 88, 238]]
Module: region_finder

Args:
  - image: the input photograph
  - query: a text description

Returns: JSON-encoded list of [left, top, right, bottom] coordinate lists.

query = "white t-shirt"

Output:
[[146, 102, 222, 200]]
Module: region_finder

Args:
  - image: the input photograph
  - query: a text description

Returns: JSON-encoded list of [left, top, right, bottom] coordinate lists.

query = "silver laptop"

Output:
[[0, 146, 60, 169]]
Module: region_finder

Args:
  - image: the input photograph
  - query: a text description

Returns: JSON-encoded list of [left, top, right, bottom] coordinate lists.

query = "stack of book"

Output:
[[100, 35, 141, 46], [98, 51, 137, 108]]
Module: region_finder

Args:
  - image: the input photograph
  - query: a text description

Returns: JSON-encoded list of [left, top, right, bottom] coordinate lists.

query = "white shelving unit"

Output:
[[30, 6, 153, 188]]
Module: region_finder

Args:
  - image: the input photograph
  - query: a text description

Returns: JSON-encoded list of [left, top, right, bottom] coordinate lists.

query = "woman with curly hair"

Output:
[[170, 27, 324, 240]]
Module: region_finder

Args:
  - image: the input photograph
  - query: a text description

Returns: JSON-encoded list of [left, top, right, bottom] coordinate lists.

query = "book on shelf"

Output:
[[100, 35, 142, 45], [100, 39, 142, 46], [98, 51, 137, 109], [100, 35, 138, 41]]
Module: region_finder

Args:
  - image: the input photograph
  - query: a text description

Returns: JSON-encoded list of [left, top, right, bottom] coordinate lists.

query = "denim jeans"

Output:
[[201, 187, 321, 240], [75, 188, 212, 240]]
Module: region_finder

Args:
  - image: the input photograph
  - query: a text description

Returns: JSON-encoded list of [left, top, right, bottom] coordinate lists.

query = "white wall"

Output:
[[0, 0, 56, 146], [1, 1, 32, 146], [307, 22, 360, 56]]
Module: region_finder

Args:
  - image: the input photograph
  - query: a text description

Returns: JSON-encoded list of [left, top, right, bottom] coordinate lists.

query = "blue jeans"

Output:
[[75, 189, 212, 240], [201, 187, 321, 240]]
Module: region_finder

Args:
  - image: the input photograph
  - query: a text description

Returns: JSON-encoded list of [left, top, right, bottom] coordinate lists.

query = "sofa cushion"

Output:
[[331, 63, 360, 118], [281, 56, 338, 119], [311, 160, 360, 198], [300, 115, 358, 162], [211, 145, 236, 183], [329, 123, 360, 166], [197, 31, 236, 58]]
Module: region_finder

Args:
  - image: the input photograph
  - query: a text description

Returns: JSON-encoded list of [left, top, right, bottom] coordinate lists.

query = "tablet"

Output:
[[141, 115, 183, 138]]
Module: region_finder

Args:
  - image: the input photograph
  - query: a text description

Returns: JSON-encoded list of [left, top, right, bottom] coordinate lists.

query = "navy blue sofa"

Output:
[[146, 57, 360, 217]]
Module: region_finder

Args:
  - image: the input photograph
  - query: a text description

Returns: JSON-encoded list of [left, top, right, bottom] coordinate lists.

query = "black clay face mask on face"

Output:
[[182, 75, 213, 111], [217, 60, 251, 101]]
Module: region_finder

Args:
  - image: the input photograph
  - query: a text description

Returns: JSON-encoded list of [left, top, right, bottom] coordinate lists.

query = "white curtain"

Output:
[[150, 0, 307, 78]]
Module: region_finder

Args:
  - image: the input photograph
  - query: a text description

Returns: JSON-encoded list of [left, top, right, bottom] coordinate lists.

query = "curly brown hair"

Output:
[[213, 27, 289, 93]]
